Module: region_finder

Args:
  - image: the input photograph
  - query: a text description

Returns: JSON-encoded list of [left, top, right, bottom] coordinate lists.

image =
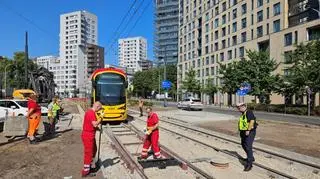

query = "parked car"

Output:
[[177, 98, 203, 111], [0, 99, 48, 117]]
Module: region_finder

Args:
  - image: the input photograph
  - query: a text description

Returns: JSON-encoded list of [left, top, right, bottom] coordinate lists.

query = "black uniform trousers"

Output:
[[240, 129, 256, 166]]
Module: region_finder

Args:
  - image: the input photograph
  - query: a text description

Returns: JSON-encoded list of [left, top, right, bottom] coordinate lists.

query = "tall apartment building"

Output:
[[86, 44, 104, 78], [35, 56, 59, 69], [57, 11, 98, 97], [178, 0, 320, 105], [154, 0, 179, 65], [118, 37, 147, 73]]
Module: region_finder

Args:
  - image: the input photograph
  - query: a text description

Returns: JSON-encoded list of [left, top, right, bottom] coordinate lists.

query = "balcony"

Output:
[[288, 3, 309, 17]]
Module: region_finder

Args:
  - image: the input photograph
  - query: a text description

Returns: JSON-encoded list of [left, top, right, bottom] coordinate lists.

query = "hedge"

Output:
[[247, 103, 320, 116]]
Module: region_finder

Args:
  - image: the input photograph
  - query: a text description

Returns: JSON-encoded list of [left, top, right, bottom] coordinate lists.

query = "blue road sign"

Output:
[[237, 82, 251, 96], [161, 80, 171, 89]]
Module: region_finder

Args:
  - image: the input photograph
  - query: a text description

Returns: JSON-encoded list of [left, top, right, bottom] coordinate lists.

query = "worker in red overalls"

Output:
[[81, 101, 102, 177], [140, 107, 162, 159]]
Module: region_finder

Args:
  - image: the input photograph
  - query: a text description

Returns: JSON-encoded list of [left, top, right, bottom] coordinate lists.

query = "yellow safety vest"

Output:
[[52, 103, 61, 117], [238, 111, 249, 131]]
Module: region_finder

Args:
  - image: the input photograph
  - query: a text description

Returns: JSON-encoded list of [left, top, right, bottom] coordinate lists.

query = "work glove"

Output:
[[145, 129, 152, 135]]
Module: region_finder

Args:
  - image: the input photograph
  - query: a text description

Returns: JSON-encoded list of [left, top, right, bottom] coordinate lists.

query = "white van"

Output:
[[0, 99, 48, 117]]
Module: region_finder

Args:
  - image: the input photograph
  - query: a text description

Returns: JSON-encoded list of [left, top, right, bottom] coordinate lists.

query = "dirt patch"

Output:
[[0, 130, 102, 179], [197, 120, 320, 158]]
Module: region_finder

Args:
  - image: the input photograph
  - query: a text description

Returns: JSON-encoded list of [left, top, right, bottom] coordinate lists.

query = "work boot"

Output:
[[243, 164, 253, 172], [29, 139, 38, 145], [81, 170, 96, 178]]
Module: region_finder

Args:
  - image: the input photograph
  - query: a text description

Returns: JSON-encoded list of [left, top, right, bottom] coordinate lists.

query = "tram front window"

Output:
[[95, 73, 125, 105]]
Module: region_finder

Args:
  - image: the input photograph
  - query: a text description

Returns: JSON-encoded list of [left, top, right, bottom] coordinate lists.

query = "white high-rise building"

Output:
[[57, 10, 98, 96], [35, 55, 59, 69], [118, 37, 147, 73]]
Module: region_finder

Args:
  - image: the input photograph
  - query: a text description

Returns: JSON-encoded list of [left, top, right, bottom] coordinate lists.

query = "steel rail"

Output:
[[105, 125, 148, 179], [129, 109, 320, 170], [124, 123, 215, 179], [129, 113, 298, 179]]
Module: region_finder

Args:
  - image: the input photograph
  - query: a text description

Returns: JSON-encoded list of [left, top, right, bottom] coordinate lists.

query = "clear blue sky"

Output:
[[0, 0, 154, 65]]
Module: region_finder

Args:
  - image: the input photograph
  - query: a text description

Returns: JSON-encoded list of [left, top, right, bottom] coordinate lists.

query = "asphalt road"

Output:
[[151, 100, 320, 126]]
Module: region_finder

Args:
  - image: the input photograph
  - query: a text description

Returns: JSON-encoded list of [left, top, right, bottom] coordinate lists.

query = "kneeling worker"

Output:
[[236, 103, 258, 171], [81, 101, 102, 177], [141, 107, 162, 159]]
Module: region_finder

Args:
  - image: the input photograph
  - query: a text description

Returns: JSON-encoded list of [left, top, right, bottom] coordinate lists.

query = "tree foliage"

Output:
[[181, 69, 200, 95], [219, 50, 280, 104], [132, 65, 177, 98], [283, 40, 320, 107]]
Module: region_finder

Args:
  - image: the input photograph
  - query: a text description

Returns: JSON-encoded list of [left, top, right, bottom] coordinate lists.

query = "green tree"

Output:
[[284, 40, 320, 108], [201, 78, 218, 104], [219, 50, 280, 104], [181, 69, 200, 96]]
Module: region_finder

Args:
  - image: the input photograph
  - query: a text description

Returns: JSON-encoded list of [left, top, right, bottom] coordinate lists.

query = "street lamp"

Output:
[[305, 86, 312, 116], [4, 63, 13, 98]]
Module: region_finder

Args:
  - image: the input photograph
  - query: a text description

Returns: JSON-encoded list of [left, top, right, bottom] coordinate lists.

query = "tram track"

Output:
[[128, 110, 320, 179], [103, 123, 215, 179]]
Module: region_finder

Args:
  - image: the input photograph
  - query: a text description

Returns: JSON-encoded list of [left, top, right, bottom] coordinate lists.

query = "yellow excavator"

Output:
[[12, 89, 36, 99]]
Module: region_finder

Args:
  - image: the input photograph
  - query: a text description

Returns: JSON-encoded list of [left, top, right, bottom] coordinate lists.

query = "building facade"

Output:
[[118, 37, 147, 73], [58, 10, 98, 97], [155, 0, 179, 65], [86, 44, 104, 78], [35, 56, 59, 69], [178, 0, 320, 105]]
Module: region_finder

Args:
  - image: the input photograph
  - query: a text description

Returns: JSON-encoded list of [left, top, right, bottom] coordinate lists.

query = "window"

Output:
[[214, 18, 219, 28], [222, 40, 226, 48], [273, 3, 280, 16], [205, 35, 209, 43], [197, 59, 201, 67], [241, 32, 247, 42], [234, 48, 237, 57], [211, 67, 215, 75], [267, 7, 269, 19], [206, 24, 209, 32], [284, 51, 292, 63], [241, 3, 247, 15], [215, 30, 219, 39], [222, 27, 226, 36], [233, 9, 237, 19], [284, 69, 289, 76], [222, 2, 226, 11], [211, 55, 215, 63], [273, 19, 280, 32], [205, 46, 209, 54], [206, 68, 209, 76], [251, 0, 254, 10], [251, 14, 254, 25], [257, 0, 263, 7], [232, 22, 237, 32], [198, 70, 200, 77], [266, 23, 269, 34], [251, 29, 254, 39], [232, 35, 237, 45], [241, 18, 247, 29], [257, 10, 263, 22], [206, 13, 210, 21], [228, 50, 232, 60], [294, 31, 298, 44], [220, 52, 224, 61], [215, 42, 218, 50], [222, 15, 226, 24], [239, 46, 245, 57], [257, 26, 263, 37], [215, 6, 219, 15], [284, 33, 292, 46]]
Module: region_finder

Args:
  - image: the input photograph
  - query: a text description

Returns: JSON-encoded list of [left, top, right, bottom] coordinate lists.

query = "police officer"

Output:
[[236, 102, 258, 171]]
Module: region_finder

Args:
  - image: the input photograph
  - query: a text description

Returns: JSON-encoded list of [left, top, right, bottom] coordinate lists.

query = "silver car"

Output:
[[177, 98, 203, 111]]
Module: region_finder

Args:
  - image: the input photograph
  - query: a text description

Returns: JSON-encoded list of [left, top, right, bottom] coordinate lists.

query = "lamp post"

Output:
[[305, 86, 311, 116], [4, 64, 13, 98]]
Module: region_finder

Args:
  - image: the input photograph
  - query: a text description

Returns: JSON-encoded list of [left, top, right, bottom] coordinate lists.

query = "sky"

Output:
[[0, 0, 154, 65]]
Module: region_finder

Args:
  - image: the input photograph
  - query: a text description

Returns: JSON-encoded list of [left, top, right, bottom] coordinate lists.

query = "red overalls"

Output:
[[81, 109, 97, 176], [141, 112, 161, 159]]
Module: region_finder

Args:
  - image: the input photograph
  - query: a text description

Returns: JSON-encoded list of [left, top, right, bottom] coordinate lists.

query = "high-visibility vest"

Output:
[[52, 103, 61, 117], [238, 111, 249, 130]]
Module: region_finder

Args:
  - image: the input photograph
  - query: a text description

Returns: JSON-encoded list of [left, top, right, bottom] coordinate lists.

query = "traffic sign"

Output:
[[161, 80, 171, 89], [237, 82, 251, 96]]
